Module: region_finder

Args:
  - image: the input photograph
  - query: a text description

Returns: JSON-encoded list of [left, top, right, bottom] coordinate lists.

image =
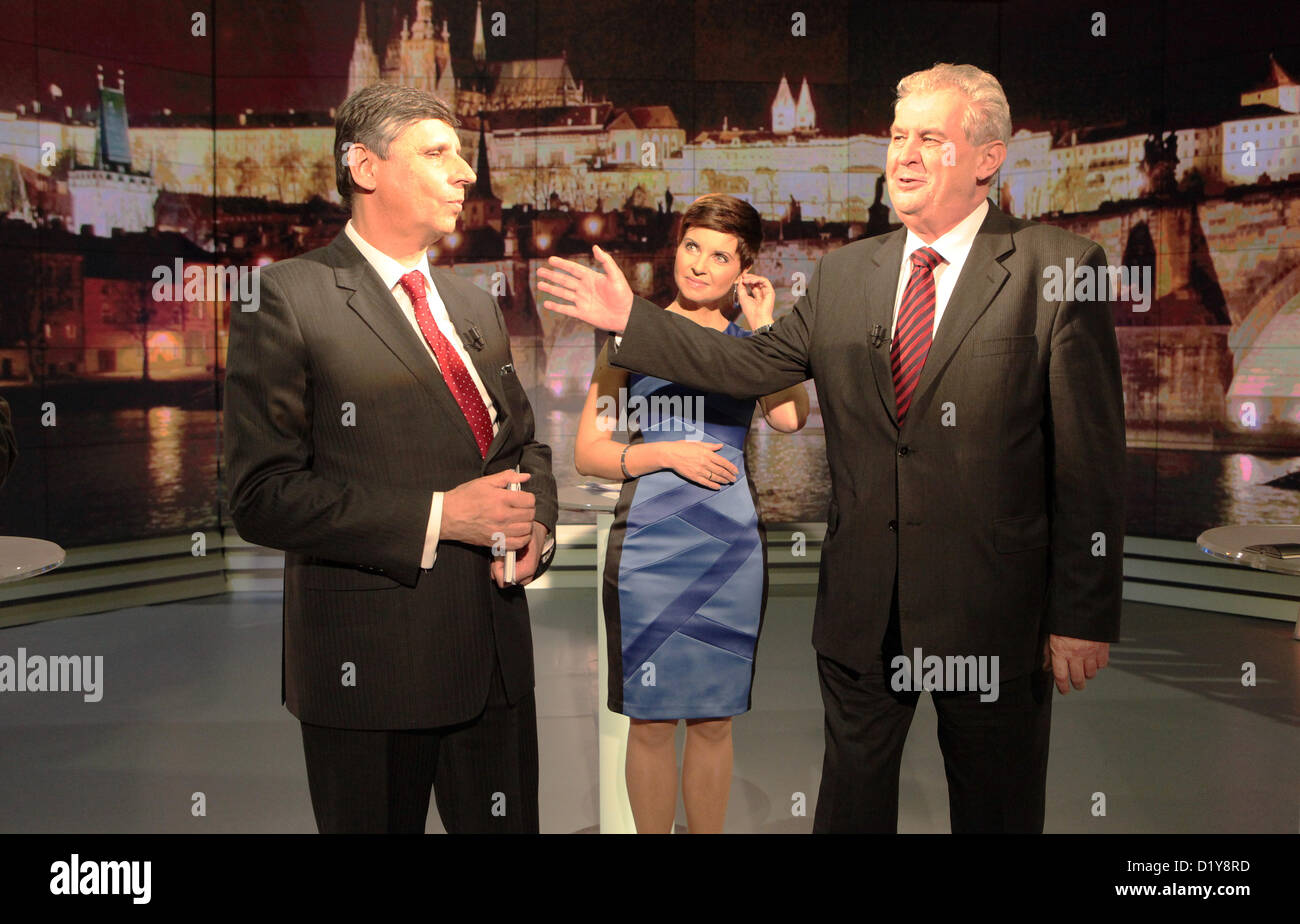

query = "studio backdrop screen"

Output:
[[1, 0, 1297, 547]]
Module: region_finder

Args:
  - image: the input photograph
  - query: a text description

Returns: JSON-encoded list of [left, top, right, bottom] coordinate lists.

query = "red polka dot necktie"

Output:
[[398, 270, 494, 457], [890, 246, 945, 424]]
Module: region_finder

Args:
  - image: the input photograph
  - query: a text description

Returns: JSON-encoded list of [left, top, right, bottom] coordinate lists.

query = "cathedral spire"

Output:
[[473, 0, 487, 66], [795, 77, 816, 131], [474, 117, 493, 199], [771, 74, 795, 134], [412, 0, 433, 40], [346, 1, 380, 97]]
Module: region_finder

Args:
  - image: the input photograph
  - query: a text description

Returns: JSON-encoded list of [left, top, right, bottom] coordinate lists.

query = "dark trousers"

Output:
[[299, 657, 539, 833], [812, 581, 1053, 833]]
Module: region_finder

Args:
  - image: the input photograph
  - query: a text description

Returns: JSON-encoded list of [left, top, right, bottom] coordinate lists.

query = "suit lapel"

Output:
[[865, 229, 906, 426], [908, 204, 1014, 420], [327, 233, 484, 459], [428, 269, 515, 462]]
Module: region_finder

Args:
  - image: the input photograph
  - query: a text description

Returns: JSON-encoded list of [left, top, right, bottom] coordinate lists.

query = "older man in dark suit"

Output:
[[539, 63, 1125, 833], [225, 83, 557, 833]]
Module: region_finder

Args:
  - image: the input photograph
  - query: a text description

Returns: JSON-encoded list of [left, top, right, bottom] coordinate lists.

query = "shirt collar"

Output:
[[901, 198, 990, 267], [344, 219, 435, 296]]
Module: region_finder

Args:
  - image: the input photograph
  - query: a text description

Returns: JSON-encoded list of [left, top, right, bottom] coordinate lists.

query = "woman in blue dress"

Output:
[[573, 194, 809, 833]]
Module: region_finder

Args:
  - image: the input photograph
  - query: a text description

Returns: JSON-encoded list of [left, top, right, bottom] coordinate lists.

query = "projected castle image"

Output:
[[0, 0, 1298, 545]]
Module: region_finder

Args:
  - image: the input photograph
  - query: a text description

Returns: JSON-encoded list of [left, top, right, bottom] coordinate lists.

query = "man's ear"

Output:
[[977, 140, 1007, 183], [347, 143, 380, 196]]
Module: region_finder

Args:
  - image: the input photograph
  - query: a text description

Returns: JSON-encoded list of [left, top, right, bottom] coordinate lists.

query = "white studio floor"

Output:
[[0, 587, 1296, 833]]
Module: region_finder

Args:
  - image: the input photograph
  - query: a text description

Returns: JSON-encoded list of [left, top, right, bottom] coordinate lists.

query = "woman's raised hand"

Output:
[[735, 272, 776, 330], [537, 245, 635, 333]]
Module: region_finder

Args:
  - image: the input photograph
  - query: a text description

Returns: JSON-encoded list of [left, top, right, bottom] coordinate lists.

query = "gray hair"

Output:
[[894, 63, 1011, 147], [334, 83, 460, 204]]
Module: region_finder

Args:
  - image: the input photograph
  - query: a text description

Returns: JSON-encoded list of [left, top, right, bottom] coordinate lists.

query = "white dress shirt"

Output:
[[889, 198, 989, 340], [344, 220, 500, 570]]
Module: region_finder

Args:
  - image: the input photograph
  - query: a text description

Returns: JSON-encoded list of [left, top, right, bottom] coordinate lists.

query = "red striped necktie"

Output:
[[397, 270, 494, 458], [890, 246, 945, 423]]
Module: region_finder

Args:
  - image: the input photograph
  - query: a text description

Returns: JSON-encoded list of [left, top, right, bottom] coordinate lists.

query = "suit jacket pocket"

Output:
[[993, 512, 1049, 553], [301, 561, 403, 591], [974, 335, 1037, 356]]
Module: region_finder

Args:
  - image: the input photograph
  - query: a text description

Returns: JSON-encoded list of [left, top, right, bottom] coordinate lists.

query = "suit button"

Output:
[[888, 519, 897, 531], [898, 445, 909, 456]]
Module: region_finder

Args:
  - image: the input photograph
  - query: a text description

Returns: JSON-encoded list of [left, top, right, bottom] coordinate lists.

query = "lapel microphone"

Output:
[[459, 323, 485, 352], [870, 324, 890, 348]]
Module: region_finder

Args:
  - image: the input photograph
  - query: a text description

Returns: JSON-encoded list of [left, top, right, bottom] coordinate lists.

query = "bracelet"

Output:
[[620, 444, 633, 480]]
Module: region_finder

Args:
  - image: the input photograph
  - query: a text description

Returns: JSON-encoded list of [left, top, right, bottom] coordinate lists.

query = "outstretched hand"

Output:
[[537, 245, 635, 333]]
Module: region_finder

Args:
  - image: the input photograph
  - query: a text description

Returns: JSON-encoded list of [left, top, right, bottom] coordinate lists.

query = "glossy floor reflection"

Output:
[[0, 589, 1295, 833]]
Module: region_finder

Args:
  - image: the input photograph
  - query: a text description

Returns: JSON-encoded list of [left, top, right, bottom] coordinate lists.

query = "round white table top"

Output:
[[1197, 525, 1300, 576], [558, 483, 621, 514], [0, 536, 66, 584]]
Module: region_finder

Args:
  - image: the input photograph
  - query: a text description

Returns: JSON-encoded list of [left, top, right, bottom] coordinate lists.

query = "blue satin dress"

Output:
[[603, 321, 768, 719]]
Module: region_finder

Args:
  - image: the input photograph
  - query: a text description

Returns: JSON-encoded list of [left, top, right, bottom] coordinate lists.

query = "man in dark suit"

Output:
[[224, 83, 557, 833], [539, 63, 1125, 833]]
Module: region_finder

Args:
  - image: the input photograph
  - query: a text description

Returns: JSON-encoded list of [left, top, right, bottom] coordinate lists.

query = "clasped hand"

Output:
[[440, 470, 546, 587]]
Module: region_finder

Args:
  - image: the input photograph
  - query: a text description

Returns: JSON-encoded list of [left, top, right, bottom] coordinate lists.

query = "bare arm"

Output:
[[574, 342, 738, 489], [759, 382, 810, 433]]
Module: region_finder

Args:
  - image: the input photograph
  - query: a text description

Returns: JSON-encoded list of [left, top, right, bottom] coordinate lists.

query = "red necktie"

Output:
[[890, 246, 945, 423], [397, 270, 494, 457]]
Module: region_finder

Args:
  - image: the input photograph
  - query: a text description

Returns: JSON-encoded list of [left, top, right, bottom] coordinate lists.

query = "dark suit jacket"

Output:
[[224, 230, 558, 730], [611, 201, 1125, 680]]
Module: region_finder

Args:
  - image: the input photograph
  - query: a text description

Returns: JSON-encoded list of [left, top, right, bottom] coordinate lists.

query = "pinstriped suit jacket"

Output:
[[224, 230, 557, 729], [611, 201, 1125, 680]]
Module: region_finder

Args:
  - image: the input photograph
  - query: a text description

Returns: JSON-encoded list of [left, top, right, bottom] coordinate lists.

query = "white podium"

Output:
[[559, 484, 638, 834]]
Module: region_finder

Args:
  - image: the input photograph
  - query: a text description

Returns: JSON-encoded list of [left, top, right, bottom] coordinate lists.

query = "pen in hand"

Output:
[[505, 465, 521, 584]]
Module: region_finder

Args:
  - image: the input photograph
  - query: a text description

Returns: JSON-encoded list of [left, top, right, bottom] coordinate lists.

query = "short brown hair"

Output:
[[678, 194, 763, 268], [334, 83, 460, 204]]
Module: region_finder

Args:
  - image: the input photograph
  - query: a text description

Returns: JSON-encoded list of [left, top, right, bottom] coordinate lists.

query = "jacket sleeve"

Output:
[[487, 293, 559, 579], [1042, 241, 1127, 641], [223, 267, 431, 586], [609, 262, 820, 400]]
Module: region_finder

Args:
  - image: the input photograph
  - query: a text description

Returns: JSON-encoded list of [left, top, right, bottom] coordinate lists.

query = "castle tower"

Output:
[[795, 77, 816, 131], [463, 117, 501, 232], [401, 1, 438, 92], [346, 2, 380, 97], [435, 18, 456, 103], [771, 75, 796, 134], [1240, 53, 1300, 113]]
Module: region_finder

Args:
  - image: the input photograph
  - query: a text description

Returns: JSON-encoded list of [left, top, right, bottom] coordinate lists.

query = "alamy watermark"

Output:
[[596, 388, 705, 437], [50, 855, 150, 904], [152, 259, 261, 312], [0, 648, 103, 702], [1042, 258, 1152, 312], [890, 647, 1000, 702]]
